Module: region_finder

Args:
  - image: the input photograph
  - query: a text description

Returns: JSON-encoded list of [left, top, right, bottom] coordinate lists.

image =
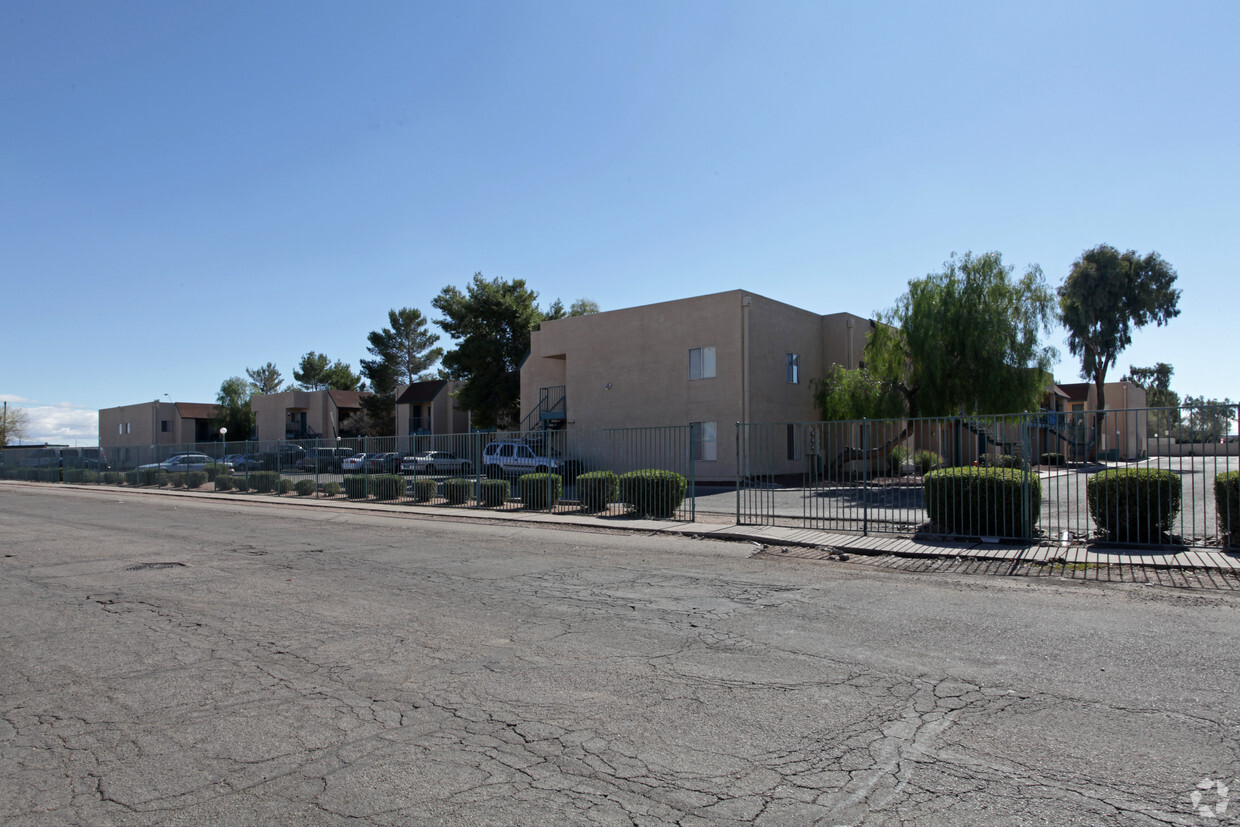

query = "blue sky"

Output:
[[3, 0, 1236, 444]]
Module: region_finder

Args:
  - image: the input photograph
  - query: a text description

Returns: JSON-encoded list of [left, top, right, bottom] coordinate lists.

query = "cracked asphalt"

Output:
[[2, 484, 1238, 826]]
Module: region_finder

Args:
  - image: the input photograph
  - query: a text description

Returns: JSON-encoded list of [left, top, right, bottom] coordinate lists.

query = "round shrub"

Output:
[[443, 478, 473, 505], [187, 471, 208, 489], [517, 473, 561, 510], [480, 478, 510, 507], [1216, 472, 1239, 548], [1086, 468, 1182, 543], [409, 479, 437, 502], [342, 475, 369, 499], [577, 470, 618, 512], [276, 477, 295, 495], [203, 462, 229, 481], [619, 469, 688, 519], [368, 474, 404, 501], [63, 469, 100, 484], [322, 481, 342, 497], [139, 468, 168, 487], [1040, 452, 1066, 467], [295, 478, 316, 496], [166, 472, 186, 488], [233, 475, 251, 492], [886, 446, 910, 476], [214, 475, 235, 491], [924, 466, 1042, 539], [103, 471, 124, 485], [977, 454, 1026, 469]]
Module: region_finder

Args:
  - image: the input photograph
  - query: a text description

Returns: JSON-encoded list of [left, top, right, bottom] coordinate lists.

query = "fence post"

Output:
[[735, 422, 741, 526], [862, 418, 869, 536]]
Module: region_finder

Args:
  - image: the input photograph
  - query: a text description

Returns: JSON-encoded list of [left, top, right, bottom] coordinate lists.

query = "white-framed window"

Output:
[[786, 352, 800, 384], [689, 346, 716, 380], [118, 424, 123, 435], [125, 423, 131, 435], [691, 421, 717, 461]]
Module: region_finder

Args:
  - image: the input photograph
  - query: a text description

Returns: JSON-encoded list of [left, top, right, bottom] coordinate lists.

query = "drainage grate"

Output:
[[125, 562, 186, 571]]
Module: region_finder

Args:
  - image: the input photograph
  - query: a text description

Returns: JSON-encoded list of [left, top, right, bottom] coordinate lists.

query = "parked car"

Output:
[[58, 447, 110, 470], [297, 447, 356, 473], [221, 454, 248, 467], [365, 452, 402, 473], [139, 453, 219, 472], [481, 440, 579, 480], [341, 453, 369, 473], [400, 451, 472, 475]]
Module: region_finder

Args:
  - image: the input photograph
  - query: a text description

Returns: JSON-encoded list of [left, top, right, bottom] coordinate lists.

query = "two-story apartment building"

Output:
[[520, 290, 870, 481]]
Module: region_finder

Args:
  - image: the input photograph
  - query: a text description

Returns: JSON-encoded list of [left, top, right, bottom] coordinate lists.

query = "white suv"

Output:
[[482, 440, 560, 477]]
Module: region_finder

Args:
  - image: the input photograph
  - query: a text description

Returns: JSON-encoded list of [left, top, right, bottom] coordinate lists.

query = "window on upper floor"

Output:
[[786, 352, 800, 384], [689, 346, 716, 380], [691, 421, 717, 461]]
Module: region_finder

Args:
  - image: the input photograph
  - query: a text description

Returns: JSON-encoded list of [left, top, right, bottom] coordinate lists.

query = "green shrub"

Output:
[[914, 450, 941, 476], [233, 475, 250, 492], [343, 475, 369, 499], [1086, 468, 1182, 543], [215, 475, 235, 491], [479, 478, 510, 507], [203, 462, 229, 481], [577, 470, 619, 511], [619, 469, 688, 519], [1216, 472, 1239, 548], [924, 466, 1042, 539], [977, 453, 1026, 469], [1040, 452, 1066, 467], [103, 471, 124, 485], [409, 479, 437, 502], [368, 474, 404, 501], [166, 472, 186, 488], [517, 473, 561, 510], [443, 478, 473, 504], [886, 446, 910, 476], [187, 471, 207, 489], [248, 471, 279, 493], [63, 469, 100, 484], [276, 477, 295, 495], [295, 478, 317, 496], [138, 468, 167, 486], [322, 481, 342, 497]]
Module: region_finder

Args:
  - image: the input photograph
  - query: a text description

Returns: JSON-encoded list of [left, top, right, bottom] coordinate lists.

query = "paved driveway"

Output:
[[2, 484, 1239, 825]]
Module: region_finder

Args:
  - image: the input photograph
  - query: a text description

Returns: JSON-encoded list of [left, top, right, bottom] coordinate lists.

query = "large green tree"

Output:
[[867, 251, 1058, 418], [293, 352, 364, 391], [812, 365, 906, 422], [1123, 362, 1180, 437], [1182, 397, 1238, 443], [432, 273, 549, 429], [360, 308, 444, 390], [213, 377, 254, 441], [1058, 245, 1180, 456], [245, 362, 289, 395]]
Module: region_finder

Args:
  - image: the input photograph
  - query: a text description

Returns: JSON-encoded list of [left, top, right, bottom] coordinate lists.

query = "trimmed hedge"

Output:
[[295, 478, 316, 496], [409, 479, 437, 502], [977, 453, 1026, 469], [517, 473, 561, 510], [343, 475, 369, 499], [187, 471, 207, 489], [1085, 468, 1182, 543], [368, 474, 404, 501], [619, 469, 688, 519], [215, 475, 234, 491], [1215, 471, 1238, 548], [443, 478, 473, 504], [204, 462, 229, 481], [166, 472, 186, 488], [924, 466, 1042, 539], [129, 468, 167, 486], [322, 481, 342, 497], [63, 469, 100, 484], [103, 471, 124, 485], [577, 470, 619, 512], [1040, 453, 1066, 467], [233, 475, 250, 492], [249, 471, 279, 493], [276, 477, 295, 495], [480, 478, 510, 507]]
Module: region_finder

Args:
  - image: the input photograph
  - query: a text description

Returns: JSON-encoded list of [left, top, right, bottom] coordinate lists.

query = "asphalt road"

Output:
[[2, 484, 1238, 826]]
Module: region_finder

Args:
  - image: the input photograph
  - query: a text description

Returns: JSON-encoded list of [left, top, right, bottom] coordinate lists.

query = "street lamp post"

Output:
[[219, 427, 227, 471]]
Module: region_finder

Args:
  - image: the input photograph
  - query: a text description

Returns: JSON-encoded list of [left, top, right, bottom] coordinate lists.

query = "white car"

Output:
[[340, 453, 368, 473], [400, 451, 472, 475]]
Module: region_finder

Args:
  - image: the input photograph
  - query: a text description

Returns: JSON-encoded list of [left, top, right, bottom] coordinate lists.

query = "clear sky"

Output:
[[3, 0, 1236, 444]]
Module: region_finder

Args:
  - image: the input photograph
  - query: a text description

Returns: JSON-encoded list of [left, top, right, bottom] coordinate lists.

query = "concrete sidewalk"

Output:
[[21, 480, 1240, 574]]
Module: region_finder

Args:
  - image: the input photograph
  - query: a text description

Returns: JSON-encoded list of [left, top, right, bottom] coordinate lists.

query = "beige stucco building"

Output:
[[396, 380, 471, 443], [521, 290, 870, 481], [251, 390, 367, 442], [98, 401, 221, 463]]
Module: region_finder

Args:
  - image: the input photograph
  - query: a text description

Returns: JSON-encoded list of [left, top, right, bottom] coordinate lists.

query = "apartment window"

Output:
[[786, 353, 800, 384], [125, 423, 131, 435], [691, 421, 717, 461], [689, 346, 716, 380], [787, 424, 802, 460], [118, 424, 123, 435], [160, 420, 170, 433]]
